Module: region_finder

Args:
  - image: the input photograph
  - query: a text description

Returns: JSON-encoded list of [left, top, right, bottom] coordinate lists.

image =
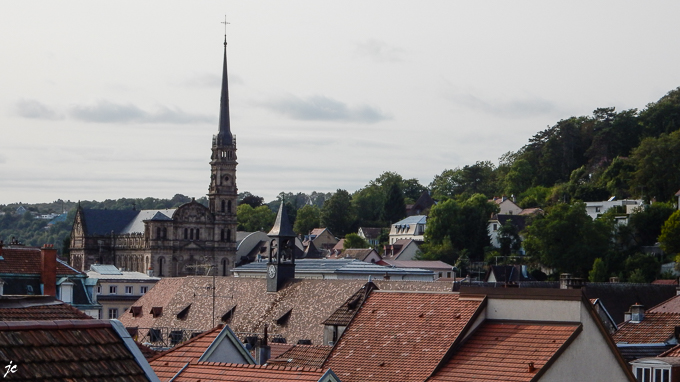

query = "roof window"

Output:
[[151, 307, 163, 318]]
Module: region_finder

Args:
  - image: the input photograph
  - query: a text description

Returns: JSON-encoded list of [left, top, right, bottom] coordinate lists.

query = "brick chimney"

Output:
[[40, 244, 57, 296]]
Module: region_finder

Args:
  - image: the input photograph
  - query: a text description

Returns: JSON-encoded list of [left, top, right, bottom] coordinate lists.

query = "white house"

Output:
[[389, 215, 426, 244]]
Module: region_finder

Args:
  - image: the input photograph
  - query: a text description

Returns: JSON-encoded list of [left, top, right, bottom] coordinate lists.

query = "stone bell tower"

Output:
[[208, 35, 238, 267]]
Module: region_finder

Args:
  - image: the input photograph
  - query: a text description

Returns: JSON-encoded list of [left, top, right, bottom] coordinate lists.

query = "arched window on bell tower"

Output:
[[158, 257, 165, 277], [184, 228, 188, 239], [226, 229, 232, 243], [221, 200, 226, 213], [220, 229, 225, 241], [228, 200, 232, 213], [222, 258, 228, 276]]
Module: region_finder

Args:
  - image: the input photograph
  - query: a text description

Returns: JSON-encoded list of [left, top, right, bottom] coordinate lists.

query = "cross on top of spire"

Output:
[[221, 16, 230, 45]]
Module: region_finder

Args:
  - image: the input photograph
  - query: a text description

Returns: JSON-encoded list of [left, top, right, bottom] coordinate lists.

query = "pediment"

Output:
[[183, 242, 204, 250]]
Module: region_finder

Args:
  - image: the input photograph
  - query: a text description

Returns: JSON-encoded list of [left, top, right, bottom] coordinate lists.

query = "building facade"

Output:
[[69, 38, 238, 277]]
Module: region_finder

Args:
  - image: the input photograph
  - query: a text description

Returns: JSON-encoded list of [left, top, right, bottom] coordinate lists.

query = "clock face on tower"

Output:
[[268, 264, 276, 279]]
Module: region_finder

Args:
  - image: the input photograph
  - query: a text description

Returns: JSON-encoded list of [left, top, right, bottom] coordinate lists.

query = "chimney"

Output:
[[559, 273, 584, 289], [41, 244, 57, 296], [527, 362, 536, 373], [630, 303, 645, 323], [256, 326, 271, 365]]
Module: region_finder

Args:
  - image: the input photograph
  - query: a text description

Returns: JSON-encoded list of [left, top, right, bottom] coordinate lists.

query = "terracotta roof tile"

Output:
[[323, 291, 483, 382], [428, 322, 580, 382], [173, 361, 329, 382], [659, 344, 680, 357], [269, 345, 333, 368], [613, 312, 680, 344], [0, 301, 92, 321], [268, 342, 293, 358], [652, 279, 679, 285], [649, 294, 680, 313], [120, 277, 454, 347], [0, 248, 81, 275], [149, 325, 222, 381], [0, 319, 151, 381]]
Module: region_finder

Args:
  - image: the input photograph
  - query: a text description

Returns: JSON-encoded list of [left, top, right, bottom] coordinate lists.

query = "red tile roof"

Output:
[[649, 294, 680, 313], [269, 345, 333, 368], [652, 279, 679, 285], [269, 342, 294, 358], [0, 247, 81, 275], [613, 312, 680, 344], [323, 291, 484, 382], [659, 344, 680, 357], [120, 278, 454, 346], [0, 319, 151, 381], [149, 325, 222, 381], [0, 296, 92, 321], [428, 322, 580, 382], [172, 361, 330, 382]]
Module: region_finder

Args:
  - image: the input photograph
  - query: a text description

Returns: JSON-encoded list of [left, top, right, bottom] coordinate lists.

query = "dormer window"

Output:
[[176, 304, 191, 320], [130, 306, 142, 318], [151, 307, 163, 318]]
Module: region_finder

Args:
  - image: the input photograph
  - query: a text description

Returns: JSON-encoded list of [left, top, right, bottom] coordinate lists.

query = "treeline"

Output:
[[0, 194, 210, 254]]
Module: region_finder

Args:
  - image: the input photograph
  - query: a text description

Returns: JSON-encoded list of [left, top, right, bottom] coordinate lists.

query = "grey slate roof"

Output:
[[268, 202, 296, 238], [81, 208, 175, 235], [393, 215, 426, 226], [233, 259, 434, 277]]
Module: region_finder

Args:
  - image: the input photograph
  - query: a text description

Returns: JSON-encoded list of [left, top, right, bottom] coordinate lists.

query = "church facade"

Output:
[[69, 38, 238, 277]]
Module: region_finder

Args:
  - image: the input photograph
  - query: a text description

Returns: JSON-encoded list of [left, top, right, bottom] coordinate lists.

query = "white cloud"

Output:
[[14, 99, 62, 120], [354, 39, 404, 63], [447, 92, 558, 118], [259, 94, 390, 124], [67, 100, 215, 124]]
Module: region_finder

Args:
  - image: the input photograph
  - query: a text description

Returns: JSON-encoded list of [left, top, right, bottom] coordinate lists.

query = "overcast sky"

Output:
[[2, 1, 680, 204]]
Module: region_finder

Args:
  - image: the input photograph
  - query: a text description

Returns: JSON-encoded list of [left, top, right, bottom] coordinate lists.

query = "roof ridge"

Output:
[[647, 294, 680, 312], [0, 319, 111, 331], [148, 325, 223, 362]]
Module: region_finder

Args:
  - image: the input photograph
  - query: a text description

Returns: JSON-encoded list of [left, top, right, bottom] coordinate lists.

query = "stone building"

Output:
[[69, 37, 238, 277]]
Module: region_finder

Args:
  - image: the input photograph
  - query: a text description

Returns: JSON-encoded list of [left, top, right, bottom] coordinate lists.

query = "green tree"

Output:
[[417, 239, 456, 264], [504, 158, 533, 197], [351, 185, 384, 227], [236, 204, 276, 232], [624, 253, 660, 282], [293, 205, 320, 235], [588, 258, 607, 282], [498, 220, 522, 257], [240, 193, 264, 208], [630, 130, 680, 202], [423, 194, 498, 261], [382, 182, 406, 224], [659, 210, 680, 256], [429, 162, 497, 200], [343, 233, 369, 249], [320, 189, 354, 236], [639, 87, 680, 138], [523, 202, 611, 277], [628, 202, 675, 246]]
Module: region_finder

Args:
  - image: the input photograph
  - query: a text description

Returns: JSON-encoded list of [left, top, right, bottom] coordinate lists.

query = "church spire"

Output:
[[216, 35, 232, 146]]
